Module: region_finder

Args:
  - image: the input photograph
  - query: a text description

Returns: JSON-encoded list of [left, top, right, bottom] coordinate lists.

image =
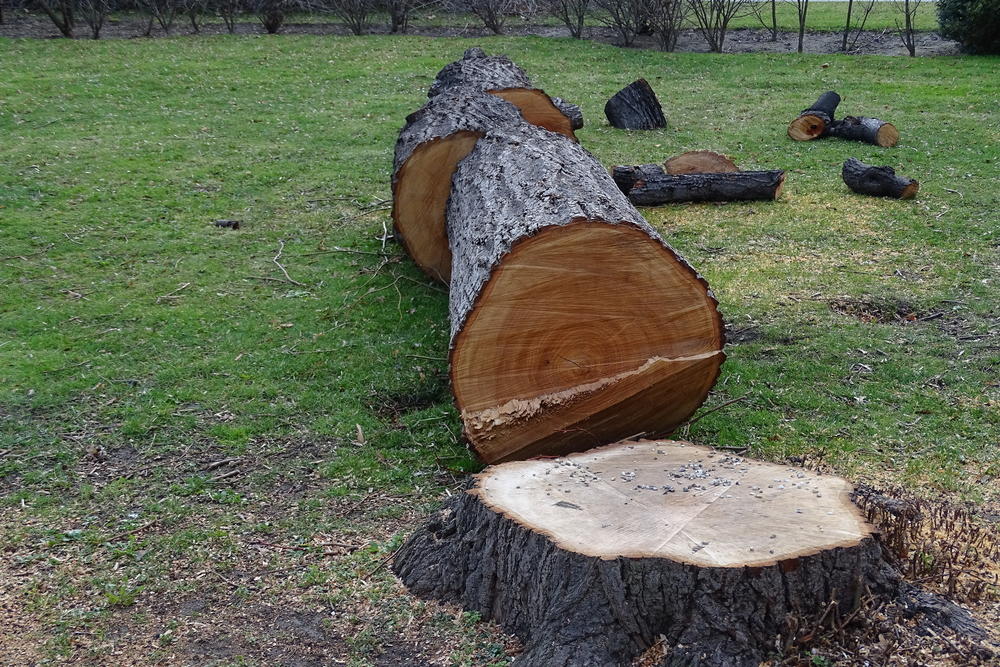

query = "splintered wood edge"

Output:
[[876, 123, 900, 147], [488, 88, 577, 142], [787, 114, 826, 141], [468, 440, 877, 568], [774, 171, 787, 199], [900, 180, 920, 200], [665, 151, 740, 175]]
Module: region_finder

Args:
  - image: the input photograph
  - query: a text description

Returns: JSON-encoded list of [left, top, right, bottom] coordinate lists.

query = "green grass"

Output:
[[1, 34, 998, 664]]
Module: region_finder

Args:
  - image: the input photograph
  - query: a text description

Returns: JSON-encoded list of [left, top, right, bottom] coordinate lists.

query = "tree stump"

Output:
[[448, 125, 724, 463], [787, 91, 841, 141], [604, 79, 667, 130], [842, 157, 919, 199], [664, 150, 740, 175], [828, 116, 900, 147], [612, 164, 786, 205], [394, 439, 902, 666]]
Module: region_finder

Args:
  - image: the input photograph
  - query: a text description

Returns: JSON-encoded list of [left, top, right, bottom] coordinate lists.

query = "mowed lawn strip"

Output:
[[1, 36, 997, 664]]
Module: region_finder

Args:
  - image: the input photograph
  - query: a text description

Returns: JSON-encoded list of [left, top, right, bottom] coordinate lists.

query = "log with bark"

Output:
[[613, 163, 786, 205], [447, 124, 724, 463], [787, 90, 841, 141], [828, 116, 900, 147], [394, 439, 903, 666], [664, 150, 739, 175], [842, 157, 919, 199], [604, 79, 667, 130]]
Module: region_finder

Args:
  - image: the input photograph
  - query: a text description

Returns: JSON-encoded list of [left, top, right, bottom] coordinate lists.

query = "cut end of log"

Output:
[[450, 221, 724, 464], [664, 150, 739, 174], [899, 180, 920, 199], [488, 88, 577, 141], [471, 439, 875, 566], [876, 122, 900, 147], [787, 113, 828, 141], [392, 130, 482, 282]]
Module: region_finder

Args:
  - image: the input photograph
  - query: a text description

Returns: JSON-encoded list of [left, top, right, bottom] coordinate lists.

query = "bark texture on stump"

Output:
[[828, 116, 900, 147], [391, 87, 529, 283], [787, 90, 842, 141], [604, 79, 667, 130], [428, 47, 582, 135], [394, 440, 902, 667], [664, 150, 739, 175], [842, 157, 919, 199], [614, 164, 785, 205], [447, 126, 724, 464]]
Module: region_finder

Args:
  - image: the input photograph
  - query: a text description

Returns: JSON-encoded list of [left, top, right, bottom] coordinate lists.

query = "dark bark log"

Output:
[[393, 440, 904, 667], [787, 90, 841, 141], [841, 158, 918, 199], [611, 163, 666, 193], [428, 47, 583, 133], [622, 168, 786, 205], [447, 126, 723, 463], [827, 116, 900, 147], [604, 79, 667, 130]]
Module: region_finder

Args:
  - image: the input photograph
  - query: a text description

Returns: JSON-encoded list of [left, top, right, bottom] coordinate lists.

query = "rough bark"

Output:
[[827, 115, 900, 147], [616, 165, 786, 205], [787, 90, 841, 141], [604, 79, 667, 130], [428, 47, 583, 131], [393, 440, 904, 667], [447, 125, 724, 463], [841, 158, 918, 199], [391, 87, 529, 282], [664, 150, 740, 175]]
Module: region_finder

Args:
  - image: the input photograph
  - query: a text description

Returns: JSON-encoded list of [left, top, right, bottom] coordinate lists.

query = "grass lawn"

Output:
[[1, 34, 997, 664]]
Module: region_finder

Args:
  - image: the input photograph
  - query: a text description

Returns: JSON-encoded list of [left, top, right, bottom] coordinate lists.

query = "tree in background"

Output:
[[32, 0, 75, 36], [647, 0, 686, 51], [330, 0, 374, 34], [594, 0, 647, 46], [841, 0, 876, 51], [688, 0, 757, 52], [938, 0, 1000, 54], [79, 0, 110, 36], [893, 0, 921, 56], [547, 0, 588, 38], [791, 0, 808, 52]]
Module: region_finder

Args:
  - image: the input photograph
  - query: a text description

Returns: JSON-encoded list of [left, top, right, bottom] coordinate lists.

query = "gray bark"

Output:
[[604, 79, 667, 130], [445, 124, 708, 342], [393, 487, 903, 667], [428, 47, 583, 129], [611, 163, 666, 193], [841, 157, 918, 199], [827, 116, 897, 145]]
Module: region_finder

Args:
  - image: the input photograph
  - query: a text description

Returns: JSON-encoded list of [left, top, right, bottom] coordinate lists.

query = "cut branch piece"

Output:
[[842, 157, 919, 199], [394, 439, 903, 666], [448, 126, 724, 463], [787, 90, 841, 141], [604, 79, 667, 130], [827, 116, 900, 147], [664, 150, 739, 174], [428, 47, 581, 137], [610, 163, 665, 193], [620, 166, 786, 205]]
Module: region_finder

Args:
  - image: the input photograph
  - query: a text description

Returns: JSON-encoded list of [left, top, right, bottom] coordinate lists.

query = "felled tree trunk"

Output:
[[448, 125, 724, 463], [393, 49, 582, 283], [394, 440, 903, 666], [604, 79, 667, 130], [613, 164, 786, 205], [665, 150, 739, 174], [842, 157, 919, 199], [787, 90, 841, 141], [828, 116, 900, 147], [429, 47, 583, 133]]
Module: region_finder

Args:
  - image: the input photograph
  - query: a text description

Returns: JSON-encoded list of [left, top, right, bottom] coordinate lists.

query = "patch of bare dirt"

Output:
[[0, 13, 962, 57]]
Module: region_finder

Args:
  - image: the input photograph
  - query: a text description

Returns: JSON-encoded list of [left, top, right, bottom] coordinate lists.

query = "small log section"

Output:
[[393, 49, 581, 282], [613, 163, 786, 205], [394, 440, 902, 666], [448, 124, 724, 463], [787, 91, 841, 141], [604, 79, 667, 130], [665, 150, 739, 175], [842, 157, 919, 199], [828, 116, 900, 148]]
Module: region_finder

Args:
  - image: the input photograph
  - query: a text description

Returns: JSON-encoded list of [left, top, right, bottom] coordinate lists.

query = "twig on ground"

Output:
[[272, 239, 306, 286], [298, 246, 389, 258], [42, 360, 91, 374], [156, 282, 191, 303], [364, 546, 402, 578], [203, 457, 240, 471], [404, 354, 447, 361], [210, 469, 241, 482], [677, 394, 750, 430], [1, 243, 54, 261], [105, 520, 158, 543]]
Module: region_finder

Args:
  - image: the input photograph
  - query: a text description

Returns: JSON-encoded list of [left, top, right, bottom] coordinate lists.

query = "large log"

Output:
[[787, 90, 841, 141], [842, 157, 919, 199], [448, 125, 724, 463], [393, 440, 902, 666], [604, 79, 667, 130], [827, 115, 900, 147], [613, 164, 786, 205]]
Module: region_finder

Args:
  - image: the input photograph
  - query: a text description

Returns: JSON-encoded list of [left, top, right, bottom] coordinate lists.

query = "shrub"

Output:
[[937, 0, 1000, 54]]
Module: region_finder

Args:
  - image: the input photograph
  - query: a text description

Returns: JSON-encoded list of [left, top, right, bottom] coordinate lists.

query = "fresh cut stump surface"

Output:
[[447, 124, 724, 464], [393, 440, 899, 666]]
